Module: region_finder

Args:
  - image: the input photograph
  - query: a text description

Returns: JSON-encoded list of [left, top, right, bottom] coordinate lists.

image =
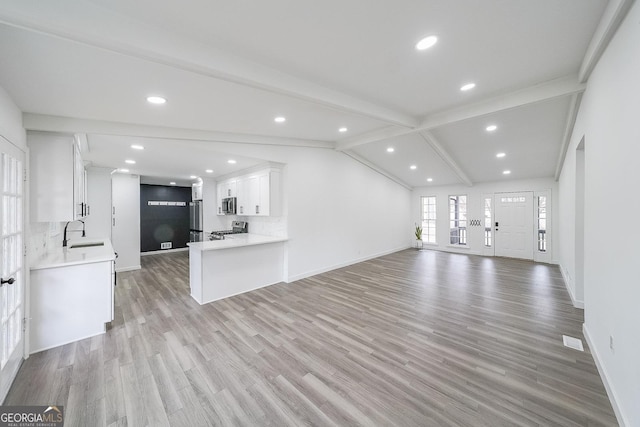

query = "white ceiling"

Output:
[[0, 0, 615, 187]]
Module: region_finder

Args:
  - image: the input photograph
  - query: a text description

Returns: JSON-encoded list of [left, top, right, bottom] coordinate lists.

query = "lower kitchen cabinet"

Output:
[[29, 239, 116, 353]]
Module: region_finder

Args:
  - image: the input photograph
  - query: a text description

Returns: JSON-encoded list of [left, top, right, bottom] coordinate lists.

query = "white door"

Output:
[[0, 137, 25, 401], [495, 192, 534, 260]]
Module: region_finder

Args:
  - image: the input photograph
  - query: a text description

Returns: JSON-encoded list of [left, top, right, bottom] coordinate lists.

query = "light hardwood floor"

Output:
[[6, 249, 617, 426]]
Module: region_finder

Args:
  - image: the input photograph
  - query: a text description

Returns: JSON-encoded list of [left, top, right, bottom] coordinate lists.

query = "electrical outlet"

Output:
[[610, 335, 614, 352], [161, 242, 172, 250]]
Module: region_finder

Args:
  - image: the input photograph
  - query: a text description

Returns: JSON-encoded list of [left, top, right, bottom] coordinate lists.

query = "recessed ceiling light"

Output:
[[460, 83, 476, 91], [486, 125, 497, 132], [410, 165, 417, 170], [228, 159, 237, 164], [415, 35, 438, 51], [189, 175, 197, 179], [125, 159, 136, 164], [169, 181, 176, 185], [503, 170, 511, 175], [427, 178, 433, 182], [274, 116, 286, 123], [131, 144, 144, 150], [496, 152, 506, 158], [146, 96, 166, 104], [387, 147, 395, 153], [338, 127, 348, 133], [205, 169, 213, 173], [118, 168, 129, 173]]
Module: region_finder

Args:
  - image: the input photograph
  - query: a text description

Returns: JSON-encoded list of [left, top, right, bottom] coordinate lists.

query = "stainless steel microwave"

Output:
[[222, 197, 236, 215]]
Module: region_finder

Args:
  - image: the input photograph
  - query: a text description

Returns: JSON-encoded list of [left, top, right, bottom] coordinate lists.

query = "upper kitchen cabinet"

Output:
[[219, 167, 281, 217], [28, 131, 89, 222], [192, 178, 203, 201]]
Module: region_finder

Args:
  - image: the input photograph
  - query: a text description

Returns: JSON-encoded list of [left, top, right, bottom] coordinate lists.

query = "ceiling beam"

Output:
[[336, 125, 411, 152], [418, 131, 473, 187], [554, 93, 583, 181], [23, 114, 335, 149], [341, 150, 413, 190], [0, 3, 418, 129], [578, 0, 635, 82], [336, 75, 586, 151]]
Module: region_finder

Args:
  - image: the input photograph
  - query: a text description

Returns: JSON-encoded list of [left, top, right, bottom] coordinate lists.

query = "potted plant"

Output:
[[414, 223, 423, 249]]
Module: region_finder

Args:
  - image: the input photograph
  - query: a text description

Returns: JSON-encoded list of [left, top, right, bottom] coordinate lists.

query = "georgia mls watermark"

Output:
[[0, 406, 64, 427]]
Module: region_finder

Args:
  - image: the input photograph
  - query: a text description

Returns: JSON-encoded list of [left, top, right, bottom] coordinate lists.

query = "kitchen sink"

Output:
[[69, 242, 104, 249]]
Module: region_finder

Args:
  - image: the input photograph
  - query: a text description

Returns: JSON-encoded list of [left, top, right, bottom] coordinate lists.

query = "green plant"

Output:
[[414, 223, 423, 240]]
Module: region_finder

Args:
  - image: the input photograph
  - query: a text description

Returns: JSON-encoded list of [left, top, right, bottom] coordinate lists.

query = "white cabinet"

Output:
[[29, 132, 89, 222], [236, 175, 256, 216], [192, 179, 203, 201], [30, 259, 113, 353], [216, 179, 237, 215], [218, 168, 281, 217]]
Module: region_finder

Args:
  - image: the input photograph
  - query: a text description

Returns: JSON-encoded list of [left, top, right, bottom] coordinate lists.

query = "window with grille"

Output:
[[484, 197, 492, 247], [421, 196, 436, 244], [538, 196, 547, 252], [449, 195, 467, 245]]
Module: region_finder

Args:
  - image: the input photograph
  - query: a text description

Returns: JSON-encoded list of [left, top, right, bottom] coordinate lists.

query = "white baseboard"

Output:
[[559, 264, 584, 308], [141, 247, 188, 256], [116, 265, 141, 273], [286, 245, 410, 283], [583, 324, 628, 427]]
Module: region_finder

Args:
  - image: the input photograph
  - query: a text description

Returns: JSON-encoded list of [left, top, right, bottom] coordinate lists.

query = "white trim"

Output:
[[578, 0, 636, 82], [141, 248, 188, 256], [583, 324, 628, 427], [286, 245, 410, 283], [115, 265, 141, 273], [559, 264, 584, 309]]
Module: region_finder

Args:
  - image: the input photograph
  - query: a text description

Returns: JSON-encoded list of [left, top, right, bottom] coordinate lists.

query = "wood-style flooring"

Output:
[[6, 249, 617, 426]]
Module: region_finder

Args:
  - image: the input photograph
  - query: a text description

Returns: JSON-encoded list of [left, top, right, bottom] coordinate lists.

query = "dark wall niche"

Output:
[[140, 184, 192, 252]]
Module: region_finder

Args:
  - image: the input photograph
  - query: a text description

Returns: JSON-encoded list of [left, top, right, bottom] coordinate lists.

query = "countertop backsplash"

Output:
[[236, 215, 287, 237], [29, 221, 63, 262]]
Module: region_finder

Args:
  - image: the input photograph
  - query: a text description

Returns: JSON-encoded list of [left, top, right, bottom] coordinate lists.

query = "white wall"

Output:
[[558, 2, 640, 425], [111, 173, 141, 271], [0, 86, 26, 150], [184, 143, 411, 281], [84, 167, 112, 239], [412, 178, 559, 262]]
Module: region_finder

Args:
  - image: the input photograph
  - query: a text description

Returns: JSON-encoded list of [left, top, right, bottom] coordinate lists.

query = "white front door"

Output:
[[495, 192, 534, 260], [0, 137, 25, 402]]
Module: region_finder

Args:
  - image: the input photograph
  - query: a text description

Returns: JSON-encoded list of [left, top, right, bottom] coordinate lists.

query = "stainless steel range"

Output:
[[209, 221, 248, 240]]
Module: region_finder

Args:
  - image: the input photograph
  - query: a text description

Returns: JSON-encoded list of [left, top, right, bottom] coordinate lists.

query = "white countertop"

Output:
[[187, 233, 287, 252], [30, 238, 116, 270]]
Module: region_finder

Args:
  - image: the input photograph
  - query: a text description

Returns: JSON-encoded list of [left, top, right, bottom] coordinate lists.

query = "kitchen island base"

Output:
[[189, 237, 285, 305]]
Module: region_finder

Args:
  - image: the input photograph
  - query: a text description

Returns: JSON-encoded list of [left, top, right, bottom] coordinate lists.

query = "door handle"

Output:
[[1, 277, 15, 286]]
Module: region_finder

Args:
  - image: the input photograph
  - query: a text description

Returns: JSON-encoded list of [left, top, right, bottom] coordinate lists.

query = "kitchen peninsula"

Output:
[[188, 234, 287, 304]]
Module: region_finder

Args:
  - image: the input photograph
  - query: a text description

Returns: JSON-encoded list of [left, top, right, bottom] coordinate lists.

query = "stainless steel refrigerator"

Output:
[[189, 200, 203, 242]]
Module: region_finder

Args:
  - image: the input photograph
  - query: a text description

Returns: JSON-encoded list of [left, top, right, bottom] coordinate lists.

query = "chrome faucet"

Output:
[[63, 220, 85, 247]]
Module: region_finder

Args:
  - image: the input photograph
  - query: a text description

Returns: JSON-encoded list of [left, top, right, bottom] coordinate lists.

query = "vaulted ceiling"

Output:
[[0, 0, 627, 188]]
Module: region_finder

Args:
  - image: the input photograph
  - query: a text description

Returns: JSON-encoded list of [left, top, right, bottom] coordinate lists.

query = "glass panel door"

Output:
[[0, 137, 25, 402]]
